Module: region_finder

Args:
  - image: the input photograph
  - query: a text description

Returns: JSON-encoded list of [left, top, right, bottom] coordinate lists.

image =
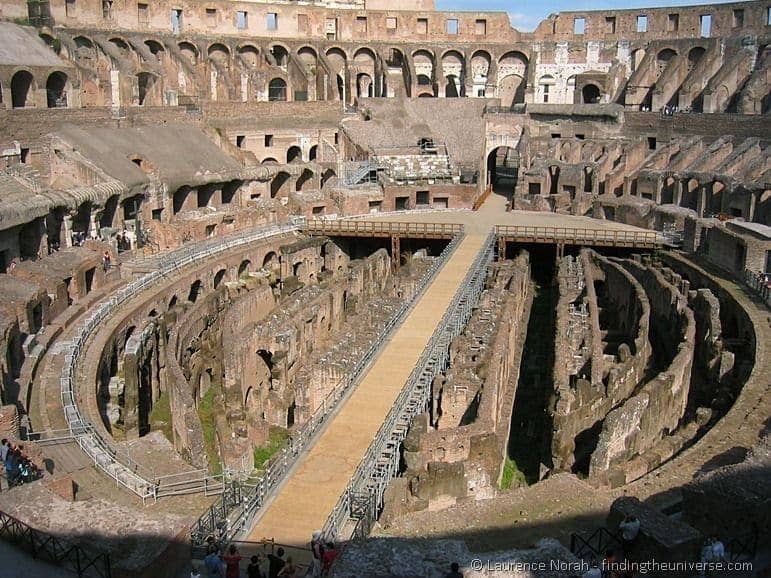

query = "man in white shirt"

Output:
[[619, 515, 641, 553]]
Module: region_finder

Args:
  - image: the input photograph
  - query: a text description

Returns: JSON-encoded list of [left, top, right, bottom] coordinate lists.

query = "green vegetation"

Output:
[[500, 456, 528, 490], [149, 390, 173, 443], [253, 426, 289, 471], [198, 386, 222, 475], [12, 17, 30, 26]]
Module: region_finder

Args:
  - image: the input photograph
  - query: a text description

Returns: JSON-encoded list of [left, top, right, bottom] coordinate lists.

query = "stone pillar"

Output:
[[88, 208, 102, 240], [696, 185, 707, 217], [62, 213, 74, 248]]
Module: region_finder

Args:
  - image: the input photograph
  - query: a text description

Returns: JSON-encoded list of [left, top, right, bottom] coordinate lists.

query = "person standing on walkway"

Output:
[[222, 544, 242, 578]]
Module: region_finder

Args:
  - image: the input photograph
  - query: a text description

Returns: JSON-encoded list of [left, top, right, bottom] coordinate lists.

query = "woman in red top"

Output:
[[222, 544, 242, 578]]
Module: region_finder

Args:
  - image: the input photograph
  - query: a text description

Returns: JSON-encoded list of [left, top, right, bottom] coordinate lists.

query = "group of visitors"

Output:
[[309, 531, 338, 577], [2, 439, 41, 488], [195, 539, 311, 578], [115, 231, 132, 252]]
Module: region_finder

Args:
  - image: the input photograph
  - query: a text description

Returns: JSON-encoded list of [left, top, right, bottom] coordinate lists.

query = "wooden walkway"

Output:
[[247, 231, 488, 548]]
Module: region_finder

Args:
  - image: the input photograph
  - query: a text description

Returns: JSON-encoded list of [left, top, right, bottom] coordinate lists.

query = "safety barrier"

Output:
[[570, 527, 624, 564], [57, 223, 300, 502], [322, 231, 495, 541], [190, 229, 466, 546], [302, 219, 463, 238], [0, 510, 112, 578], [496, 225, 662, 248], [743, 270, 771, 308]]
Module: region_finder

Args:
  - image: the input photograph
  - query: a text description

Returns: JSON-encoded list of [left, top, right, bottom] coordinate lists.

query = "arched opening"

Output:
[[582, 84, 601, 104], [137, 72, 157, 106], [237, 44, 260, 67], [270, 45, 289, 67], [173, 186, 192, 214], [321, 169, 336, 189], [538, 75, 555, 104], [145, 40, 165, 61], [417, 74, 431, 86], [100, 196, 119, 229], [261, 157, 278, 165], [293, 261, 306, 279], [295, 169, 314, 191], [656, 49, 677, 76], [286, 146, 302, 164], [487, 147, 519, 198], [262, 251, 278, 270], [221, 180, 240, 204], [207, 43, 230, 66], [498, 74, 525, 108], [178, 42, 198, 65], [357, 73, 373, 98], [688, 47, 706, 70], [238, 259, 251, 276], [413, 50, 435, 95], [268, 78, 287, 101], [213, 268, 227, 289], [308, 145, 318, 161], [470, 50, 491, 96], [168, 295, 178, 310], [271, 172, 291, 197], [46, 71, 69, 108], [11, 71, 34, 108], [441, 50, 464, 97], [188, 280, 202, 303]]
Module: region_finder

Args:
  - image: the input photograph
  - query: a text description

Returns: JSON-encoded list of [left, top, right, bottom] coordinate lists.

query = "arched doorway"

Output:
[[268, 78, 287, 101], [487, 147, 519, 199], [11, 71, 34, 108], [46, 71, 69, 108], [582, 84, 601, 104]]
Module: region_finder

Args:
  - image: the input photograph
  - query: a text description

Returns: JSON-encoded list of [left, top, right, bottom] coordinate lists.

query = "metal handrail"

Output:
[[743, 269, 771, 308], [322, 230, 495, 541], [190, 229, 466, 546], [57, 223, 300, 502], [496, 225, 662, 245], [0, 510, 112, 578]]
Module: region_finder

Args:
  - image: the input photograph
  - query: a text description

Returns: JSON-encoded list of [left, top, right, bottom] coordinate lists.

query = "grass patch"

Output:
[[253, 426, 289, 471], [149, 391, 173, 443], [198, 386, 222, 476], [500, 456, 528, 490]]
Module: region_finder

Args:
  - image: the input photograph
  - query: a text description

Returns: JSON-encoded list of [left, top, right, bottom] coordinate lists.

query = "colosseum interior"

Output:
[[0, 0, 768, 576]]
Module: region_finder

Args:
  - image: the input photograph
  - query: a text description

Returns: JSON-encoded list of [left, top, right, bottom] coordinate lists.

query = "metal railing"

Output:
[[0, 510, 112, 578], [570, 527, 624, 564], [57, 223, 300, 502], [322, 231, 495, 541], [496, 225, 662, 248], [189, 229, 466, 546], [302, 220, 463, 238], [743, 270, 771, 308]]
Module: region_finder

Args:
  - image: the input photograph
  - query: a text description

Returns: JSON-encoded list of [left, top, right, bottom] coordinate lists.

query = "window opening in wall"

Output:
[[334, 132, 339, 145], [576, 134, 585, 140], [768, 7, 771, 26], [732, 9, 744, 28], [152, 208, 163, 221], [236, 11, 247, 29], [297, 13, 308, 33], [447, 19, 459, 35], [171, 9, 182, 34], [65, 0, 75, 17], [605, 16, 616, 34], [700, 14, 712, 37], [667, 13, 679, 31], [102, 0, 112, 20], [267, 13, 277, 31], [356, 16, 367, 33], [417, 17, 428, 34], [206, 8, 216, 26], [325, 17, 337, 40], [574, 17, 585, 35], [543, 84, 550, 103], [637, 15, 648, 33], [386, 17, 397, 30], [648, 136, 657, 150], [264, 134, 273, 147], [236, 135, 245, 148], [21, 148, 29, 164], [138, 3, 148, 26], [551, 133, 561, 139], [416, 191, 430, 205], [475, 19, 486, 35]]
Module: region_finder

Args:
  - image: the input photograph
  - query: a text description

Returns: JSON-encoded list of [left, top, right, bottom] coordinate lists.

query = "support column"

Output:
[[62, 213, 74, 248], [391, 235, 400, 270], [497, 236, 506, 261], [88, 208, 102, 240]]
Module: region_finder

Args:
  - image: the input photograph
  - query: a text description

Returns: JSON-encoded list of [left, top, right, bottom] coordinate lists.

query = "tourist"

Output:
[[446, 561, 464, 577], [267, 547, 285, 578], [602, 550, 621, 578], [204, 548, 223, 578], [0, 439, 9, 463], [619, 514, 641, 552], [247, 554, 264, 578], [321, 542, 338, 576], [102, 251, 111, 272], [310, 530, 324, 577], [222, 544, 242, 578], [190, 560, 202, 578], [278, 556, 298, 577]]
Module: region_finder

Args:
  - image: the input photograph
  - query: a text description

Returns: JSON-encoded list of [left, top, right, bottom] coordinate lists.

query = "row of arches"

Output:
[[4, 70, 70, 108]]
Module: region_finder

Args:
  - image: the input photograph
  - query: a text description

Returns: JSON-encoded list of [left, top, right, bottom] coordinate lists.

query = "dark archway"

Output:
[[46, 71, 68, 108], [11, 71, 34, 108], [582, 84, 601, 104], [286, 146, 302, 164], [268, 78, 287, 101]]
